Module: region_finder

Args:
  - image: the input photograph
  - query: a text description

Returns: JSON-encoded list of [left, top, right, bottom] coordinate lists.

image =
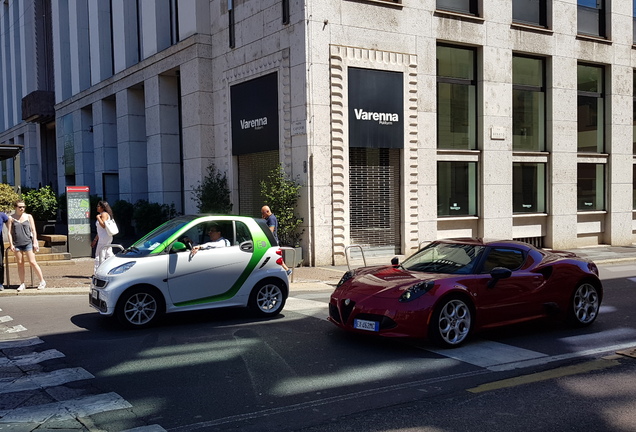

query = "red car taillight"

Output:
[[276, 249, 284, 266]]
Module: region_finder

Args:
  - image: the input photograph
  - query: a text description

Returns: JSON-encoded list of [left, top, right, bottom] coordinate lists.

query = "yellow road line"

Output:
[[467, 358, 621, 393]]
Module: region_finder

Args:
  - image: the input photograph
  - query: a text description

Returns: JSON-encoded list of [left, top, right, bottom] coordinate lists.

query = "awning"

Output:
[[0, 144, 23, 161]]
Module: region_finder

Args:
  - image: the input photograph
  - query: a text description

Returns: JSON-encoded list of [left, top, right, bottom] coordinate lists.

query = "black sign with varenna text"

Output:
[[231, 72, 279, 155], [348, 67, 404, 149]]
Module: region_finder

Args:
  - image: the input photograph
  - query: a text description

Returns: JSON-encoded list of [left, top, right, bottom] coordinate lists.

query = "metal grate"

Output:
[[349, 147, 401, 253], [237, 150, 279, 216], [514, 236, 545, 249]]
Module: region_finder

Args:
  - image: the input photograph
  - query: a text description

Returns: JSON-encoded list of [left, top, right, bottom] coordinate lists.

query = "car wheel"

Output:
[[430, 296, 472, 348], [249, 280, 287, 317], [568, 282, 600, 327], [115, 286, 164, 328]]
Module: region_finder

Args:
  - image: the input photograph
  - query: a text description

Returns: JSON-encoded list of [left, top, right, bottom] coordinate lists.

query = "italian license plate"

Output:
[[354, 319, 379, 332], [90, 289, 99, 300]]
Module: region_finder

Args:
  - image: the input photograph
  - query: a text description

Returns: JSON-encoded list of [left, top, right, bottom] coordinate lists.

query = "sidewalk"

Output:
[[1, 244, 635, 296]]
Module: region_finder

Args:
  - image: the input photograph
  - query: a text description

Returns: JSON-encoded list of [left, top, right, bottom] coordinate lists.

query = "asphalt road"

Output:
[[1, 263, 635, 431]]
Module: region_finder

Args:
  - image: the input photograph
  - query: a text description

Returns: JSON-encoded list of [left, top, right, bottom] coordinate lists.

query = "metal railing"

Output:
[[344, 244, 367, 271], [278, 246, 297, 283]]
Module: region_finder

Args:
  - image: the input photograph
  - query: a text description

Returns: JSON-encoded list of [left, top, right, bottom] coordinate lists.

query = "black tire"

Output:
[[115, 286, 165, 328], [429, 295, 473, 348], [249, 280, 287, 317], [568, 282, 600, 327]]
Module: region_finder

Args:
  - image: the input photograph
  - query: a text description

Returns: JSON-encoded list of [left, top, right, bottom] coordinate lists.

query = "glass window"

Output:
[[437, 0, 478, 15], [437, 45, 477, 150], [577, 64, 604, 153], [577, 163, 605, 211], [578, 0, 605, 38], [513, 163, 546, 213], [437, 161, 478, 217], [482, 248, 526, 273], [513, 56, 546, 151], [513, 0, 547, 27]]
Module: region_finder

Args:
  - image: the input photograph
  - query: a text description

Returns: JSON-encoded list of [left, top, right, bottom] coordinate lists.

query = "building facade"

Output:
[[1, 0, 636, 265]]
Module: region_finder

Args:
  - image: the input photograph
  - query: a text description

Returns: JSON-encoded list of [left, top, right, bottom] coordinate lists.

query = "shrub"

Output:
[[23, 185, 58, 220], [132, 200, 180, 237], [192, 164, 233, 214], [260, 164, 304, 247], [0, 184, 20, 213], [112, 200, 134, 236]]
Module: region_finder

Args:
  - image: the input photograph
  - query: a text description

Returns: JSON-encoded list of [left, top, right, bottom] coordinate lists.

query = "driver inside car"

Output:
[[190, 224, 231, 255]]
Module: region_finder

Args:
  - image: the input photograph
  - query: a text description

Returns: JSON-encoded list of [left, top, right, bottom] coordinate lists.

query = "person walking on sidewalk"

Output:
[[91, 201, 115, 273], [0, 210, 10, 291], [261, 205, 292, 276], [7, 200, 46, 291]]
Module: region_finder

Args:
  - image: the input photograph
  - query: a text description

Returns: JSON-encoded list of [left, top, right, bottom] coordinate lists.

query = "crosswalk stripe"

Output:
[[0, 392, 132, 423], [426, 340, 547, 368], [122, 426, 167, 432], [0, 349, 65, 367], [285, 297, 328, 319], [0, 316, 11, 323], [0, 367, 94, 394], [0, 337, 43, 349], [1, 325, 27, 334]]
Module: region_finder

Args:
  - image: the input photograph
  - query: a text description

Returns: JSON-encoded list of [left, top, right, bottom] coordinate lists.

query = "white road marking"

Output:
[[285, 297, 328, 319], [0, 367, 94, 394], [0, 349, 65, 367], [1, 325, 27, 334], [628, 277, 636, 283], [0, 337, 43, 349], [122, 426, 167, 432], [488, 341, 636, 371], [427, 340, 547, 368], [0, 392, 132, 423], [0, 316, 12, 323]]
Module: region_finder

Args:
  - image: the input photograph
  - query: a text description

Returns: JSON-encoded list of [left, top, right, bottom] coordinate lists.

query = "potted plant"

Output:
[[192, 164, 233, 214], [260, 164, 304, 266], [23, 185, 59, 234]]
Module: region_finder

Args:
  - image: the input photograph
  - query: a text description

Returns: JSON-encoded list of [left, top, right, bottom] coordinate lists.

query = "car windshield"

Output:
[[118, 216, 194, 257], [402, 242, 485, 274]]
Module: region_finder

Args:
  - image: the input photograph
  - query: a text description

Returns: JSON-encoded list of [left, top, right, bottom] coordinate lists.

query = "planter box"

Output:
[[283, 246, 303, 267]]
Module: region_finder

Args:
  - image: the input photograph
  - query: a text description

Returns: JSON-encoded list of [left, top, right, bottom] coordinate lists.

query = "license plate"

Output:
[[354, 319, 379, 332], [90, 289, 99, 300]]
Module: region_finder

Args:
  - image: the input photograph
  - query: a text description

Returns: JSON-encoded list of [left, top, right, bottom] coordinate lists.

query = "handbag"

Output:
[[104, 218, 119, 236]]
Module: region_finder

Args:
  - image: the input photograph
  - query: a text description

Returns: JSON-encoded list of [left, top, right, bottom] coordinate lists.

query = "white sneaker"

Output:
[[0, 284, 4, 291], [17, 283, 25, 292], [38, 281, 46, 290]]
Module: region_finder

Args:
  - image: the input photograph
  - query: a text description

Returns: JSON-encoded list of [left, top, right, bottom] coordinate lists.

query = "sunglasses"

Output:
[[16, 206, 25, 209]]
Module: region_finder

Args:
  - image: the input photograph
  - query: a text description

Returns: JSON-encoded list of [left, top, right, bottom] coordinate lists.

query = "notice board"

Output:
[[66, 186, 91, 258]]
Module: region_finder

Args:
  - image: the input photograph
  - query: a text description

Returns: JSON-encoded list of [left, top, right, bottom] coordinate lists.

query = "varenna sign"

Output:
[[348, 68, 403, 148], [231, 72, 279, 155]]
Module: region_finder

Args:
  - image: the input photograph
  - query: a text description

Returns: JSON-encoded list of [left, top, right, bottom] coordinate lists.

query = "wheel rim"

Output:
[[123, 292, 157, 325], [573, 283, 599, 324], [438, 299, 471, 345], [256, 283, 283, 313]]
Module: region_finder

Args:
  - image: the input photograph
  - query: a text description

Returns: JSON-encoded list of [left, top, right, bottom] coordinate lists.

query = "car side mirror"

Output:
[[239, 240, 253, 252], [391, 257, 399, 268], [487, 267, 512, 288], [171, 241, 187, 253]]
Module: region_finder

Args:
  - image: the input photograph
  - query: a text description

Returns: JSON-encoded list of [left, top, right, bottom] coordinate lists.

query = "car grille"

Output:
[[92, 276, 107, 288]]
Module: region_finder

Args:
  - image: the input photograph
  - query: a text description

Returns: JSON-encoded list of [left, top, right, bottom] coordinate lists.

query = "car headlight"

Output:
[[108, 261, 136, 275], [337, 270, 355, 288], [399, 281, 434, 302]]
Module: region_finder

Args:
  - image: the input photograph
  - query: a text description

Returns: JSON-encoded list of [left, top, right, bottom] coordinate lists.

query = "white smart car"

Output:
[[89, 215, 289, 328]]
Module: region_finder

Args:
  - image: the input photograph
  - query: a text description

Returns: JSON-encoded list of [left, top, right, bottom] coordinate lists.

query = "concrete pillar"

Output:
[[145, 74, 182, 210], [69, 0, 91, 93], [88, 0, 113, 85], [51, 0, 72, 102], [112, 0, 140, 74], [117, 88, 148, 203], [92, 99, 117, 197]]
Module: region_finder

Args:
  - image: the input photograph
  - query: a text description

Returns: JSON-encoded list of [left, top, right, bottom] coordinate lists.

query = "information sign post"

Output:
[[66, 186, 92, 258]]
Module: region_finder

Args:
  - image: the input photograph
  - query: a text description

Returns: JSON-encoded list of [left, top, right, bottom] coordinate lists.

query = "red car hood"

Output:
[[340, 266, 441, 299]]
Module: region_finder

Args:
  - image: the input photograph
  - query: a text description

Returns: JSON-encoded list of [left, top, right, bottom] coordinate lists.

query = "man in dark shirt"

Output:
[[261, 205, 291, 275]]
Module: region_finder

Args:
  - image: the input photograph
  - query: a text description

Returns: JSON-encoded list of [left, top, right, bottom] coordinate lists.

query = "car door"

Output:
[[472, 247, 545, 327], [166, 220, 254, 306]]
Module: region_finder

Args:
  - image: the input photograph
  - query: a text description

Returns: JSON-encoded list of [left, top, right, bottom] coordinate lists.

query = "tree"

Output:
[[260, 165, 303, 246], [0, 184, 20, 213], [192, 164, 233, 214]]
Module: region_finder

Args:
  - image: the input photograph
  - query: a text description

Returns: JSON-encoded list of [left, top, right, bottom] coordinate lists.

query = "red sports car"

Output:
[[328, 238, 602, 347]]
